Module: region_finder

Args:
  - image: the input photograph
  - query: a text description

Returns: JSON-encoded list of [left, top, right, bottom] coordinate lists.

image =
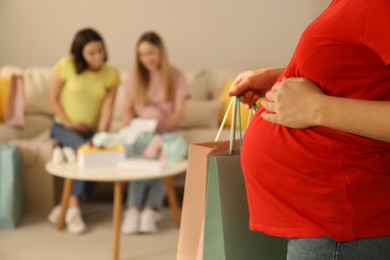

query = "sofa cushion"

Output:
[[178, 99, 223, 129], [0, 114, 53, 142], [185, 70, 210, 100], [23, 67, 54, 116], [209, 69, 241, 99], [0, 66, 23, 77]]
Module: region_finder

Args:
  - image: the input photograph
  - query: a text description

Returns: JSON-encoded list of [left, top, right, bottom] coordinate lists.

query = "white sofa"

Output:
[[0, 65, 239, 214], [0, 66, 239, 143]]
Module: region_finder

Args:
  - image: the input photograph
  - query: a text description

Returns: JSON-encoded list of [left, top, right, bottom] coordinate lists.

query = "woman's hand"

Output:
[[98, 86, 117, 132], [228, 68, 285, 107], [122, 95, 134, 127], [157, 117, 175, 132], [261, 77, 324, 128], [122, 115, 132, 126], [157, 96, 187, 132]]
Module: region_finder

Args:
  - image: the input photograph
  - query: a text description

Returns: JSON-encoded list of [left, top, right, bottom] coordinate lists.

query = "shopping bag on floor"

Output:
[[0, 144, 23, 229], [177, 97, 287, 260], [8, 138, 58, 214]]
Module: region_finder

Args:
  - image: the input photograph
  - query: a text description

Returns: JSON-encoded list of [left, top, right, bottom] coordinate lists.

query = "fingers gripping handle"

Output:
[[215, 95, 258, 154]]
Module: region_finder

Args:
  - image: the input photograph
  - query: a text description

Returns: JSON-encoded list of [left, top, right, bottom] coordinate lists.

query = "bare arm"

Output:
[[315, 96, 390, 142], [49, 75, 72, 127], [98, 86, 118, 132], [262, 77, 390, 143], [122, 95, 134, 126], [157, 96, 187, 132], [228, 67, 285, 105]]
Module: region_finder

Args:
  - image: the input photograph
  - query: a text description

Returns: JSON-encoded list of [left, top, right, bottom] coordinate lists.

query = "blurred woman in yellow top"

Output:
[[48, 28, 120, 234]]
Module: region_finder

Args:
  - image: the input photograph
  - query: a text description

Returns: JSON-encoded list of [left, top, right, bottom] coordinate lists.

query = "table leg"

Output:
[[113, 181, 123, 260], [163, 177, 181, 227], [57, 178, 73, 230]]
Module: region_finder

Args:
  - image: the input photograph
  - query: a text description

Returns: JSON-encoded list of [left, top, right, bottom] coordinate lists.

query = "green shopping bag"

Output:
[[203, 154, 287, 260], [0, 144, 23, 229], [203, 97, 287, 259]]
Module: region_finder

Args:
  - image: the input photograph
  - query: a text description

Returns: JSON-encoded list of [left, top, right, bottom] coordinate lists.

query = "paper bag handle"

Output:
[[215, 95, 258, 153]]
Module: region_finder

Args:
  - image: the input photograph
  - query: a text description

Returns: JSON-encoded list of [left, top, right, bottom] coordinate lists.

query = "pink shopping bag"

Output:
[[5, 75, 25, 127]]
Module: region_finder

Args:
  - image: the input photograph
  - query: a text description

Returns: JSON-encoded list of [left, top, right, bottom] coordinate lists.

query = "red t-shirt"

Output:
[[242, 0, 390, 241]]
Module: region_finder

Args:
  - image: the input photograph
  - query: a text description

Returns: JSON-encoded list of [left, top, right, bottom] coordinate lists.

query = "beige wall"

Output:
[[0, 0, 330, 71]]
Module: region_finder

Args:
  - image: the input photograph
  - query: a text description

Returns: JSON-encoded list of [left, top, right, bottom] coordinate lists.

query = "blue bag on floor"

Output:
[[0, 144, 23, 229]]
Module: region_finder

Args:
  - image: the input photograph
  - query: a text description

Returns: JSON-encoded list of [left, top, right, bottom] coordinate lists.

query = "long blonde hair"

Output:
[[134, 31, 174, 102]]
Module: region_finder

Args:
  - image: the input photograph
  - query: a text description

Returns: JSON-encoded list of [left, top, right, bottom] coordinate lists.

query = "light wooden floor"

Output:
[[0, 202, 179, 260]]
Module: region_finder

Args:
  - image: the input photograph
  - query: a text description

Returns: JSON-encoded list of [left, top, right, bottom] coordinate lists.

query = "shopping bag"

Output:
[[0, 77, 11, 122], [0, 144, 23, 229], [203, 154, 287, 260], [8, 139, 58, 214], [5, 75, 25, 127], [177, 97, 287, 259], [177, 140, 235, 260]]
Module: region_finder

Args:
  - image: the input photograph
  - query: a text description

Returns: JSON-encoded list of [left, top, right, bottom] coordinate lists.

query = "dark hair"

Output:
[[70, 28, 108, 74]]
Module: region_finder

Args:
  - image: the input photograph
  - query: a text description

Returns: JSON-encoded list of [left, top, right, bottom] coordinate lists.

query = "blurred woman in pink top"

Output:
[[121, 31, 190, 234]]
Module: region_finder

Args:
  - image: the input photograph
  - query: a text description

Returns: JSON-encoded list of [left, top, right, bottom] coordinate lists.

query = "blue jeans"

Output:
[[287, 236, 390, 260], [125, 179, 166, 210], [50, 122, 95, 199], [124, 133, 167, 210]]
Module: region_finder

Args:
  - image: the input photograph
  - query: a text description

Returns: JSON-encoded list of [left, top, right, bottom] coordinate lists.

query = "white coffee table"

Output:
[[45, 160, 187, 260]]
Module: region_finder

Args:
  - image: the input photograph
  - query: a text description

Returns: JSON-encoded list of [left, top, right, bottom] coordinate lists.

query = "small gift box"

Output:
[[77, 144, 125, 168]]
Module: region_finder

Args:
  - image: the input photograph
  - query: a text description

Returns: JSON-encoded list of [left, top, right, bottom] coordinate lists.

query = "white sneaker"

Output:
[[139, 208, 158, 233], [47, 205, 62, 224], [65, 207, 86, 234], [121, 207, 140, 235], [62, 147, 77, 163], [52, 146, 64, 164]]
